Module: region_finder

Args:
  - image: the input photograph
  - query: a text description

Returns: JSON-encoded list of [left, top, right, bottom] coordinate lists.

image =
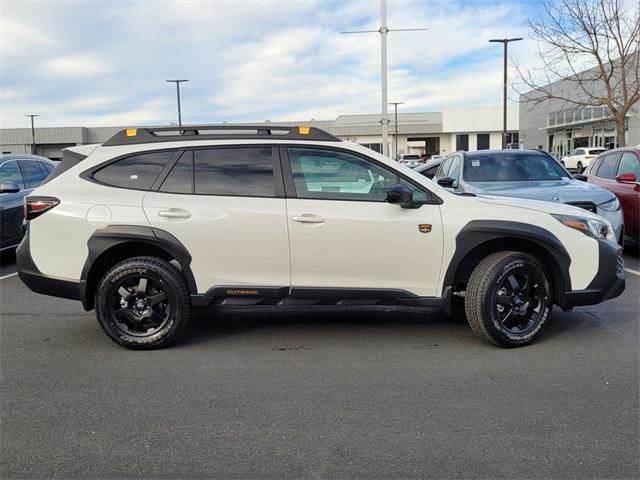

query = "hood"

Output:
[[465, 178, 614, 205], [475, 194, 602, 220]]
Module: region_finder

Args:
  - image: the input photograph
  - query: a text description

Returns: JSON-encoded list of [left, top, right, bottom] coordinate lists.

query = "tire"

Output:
[[95, 256, 191, 349], [577, 161, 584, 172], [465, 251, 552, 347]]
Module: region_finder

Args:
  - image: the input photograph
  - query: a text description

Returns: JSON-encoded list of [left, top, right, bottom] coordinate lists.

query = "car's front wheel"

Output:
[[95, 256, 191, 349], [465, 251, 552, 347]]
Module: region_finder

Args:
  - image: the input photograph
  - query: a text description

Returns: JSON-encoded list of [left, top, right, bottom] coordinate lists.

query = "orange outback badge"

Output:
[[418, 224, 432, 234]]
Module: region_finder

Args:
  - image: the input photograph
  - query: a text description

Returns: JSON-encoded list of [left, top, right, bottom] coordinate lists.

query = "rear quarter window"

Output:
[[92, 151, 175, 190]]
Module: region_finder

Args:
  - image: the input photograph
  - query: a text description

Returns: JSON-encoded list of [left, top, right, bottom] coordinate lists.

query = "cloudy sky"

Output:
[[1, 0, 540, 128]]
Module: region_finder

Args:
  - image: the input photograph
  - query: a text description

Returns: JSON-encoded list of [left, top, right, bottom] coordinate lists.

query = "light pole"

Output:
[[166, 79, 189, 128], [25, 114, 39, 154], [389, 102, 403, 159], [341, 0, 427, 157], [489, 38, 522, 148]]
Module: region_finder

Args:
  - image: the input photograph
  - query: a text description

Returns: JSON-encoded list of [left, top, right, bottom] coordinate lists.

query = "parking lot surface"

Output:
[[1, 250, 638, 479]]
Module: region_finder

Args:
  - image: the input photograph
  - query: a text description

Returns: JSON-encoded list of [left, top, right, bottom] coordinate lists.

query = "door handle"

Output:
[[292, 214, 325, 224], [158, 208, 191, 219]]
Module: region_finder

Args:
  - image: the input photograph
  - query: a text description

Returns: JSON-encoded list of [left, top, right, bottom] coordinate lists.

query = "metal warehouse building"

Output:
[[1, 106, 519, 160]]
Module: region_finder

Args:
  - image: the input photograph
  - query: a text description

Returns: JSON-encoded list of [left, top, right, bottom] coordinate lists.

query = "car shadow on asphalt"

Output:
[[175, 302, 578, 348]]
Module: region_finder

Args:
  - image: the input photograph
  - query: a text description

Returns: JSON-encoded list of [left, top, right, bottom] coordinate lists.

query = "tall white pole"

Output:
[[380, 0, 389, 157]]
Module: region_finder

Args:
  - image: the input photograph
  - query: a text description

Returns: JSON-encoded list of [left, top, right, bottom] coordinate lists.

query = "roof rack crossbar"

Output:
[[103, 125, 340, 146]]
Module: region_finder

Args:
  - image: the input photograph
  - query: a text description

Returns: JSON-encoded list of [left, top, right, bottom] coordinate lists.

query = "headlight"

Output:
[[552, 214, 615, 241], [599, 196, 620, 212]]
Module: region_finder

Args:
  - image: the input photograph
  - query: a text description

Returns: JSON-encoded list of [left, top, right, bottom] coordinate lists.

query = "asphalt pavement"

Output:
[[1, 250, 638, 479]]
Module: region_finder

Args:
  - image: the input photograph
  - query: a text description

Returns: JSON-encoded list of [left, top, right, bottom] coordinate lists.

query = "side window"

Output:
[[421, 165, 439, 179], [595, 153, 622, 179], [0, 161, 25, 189], [160, 151, 193, 194], [194, 147, 275, 197], [39, 162, 55, 175], [448, 155, 461, 181], [616, 152, 640, 178], [93, 151, 175, 190], [436, 157, 453, 179], [19, 160, 47, 188], [572, 148, 583, 156], [400, 179, 428, 202], [288, 147, 397, 201]]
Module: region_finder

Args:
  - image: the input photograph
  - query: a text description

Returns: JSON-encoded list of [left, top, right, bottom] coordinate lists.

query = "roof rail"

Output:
[[103, 125, 341, 146]]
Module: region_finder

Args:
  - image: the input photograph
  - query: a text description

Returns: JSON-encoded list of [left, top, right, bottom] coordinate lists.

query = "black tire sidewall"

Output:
[[95, 259, 189, 349], [487, 256, 552, 346]]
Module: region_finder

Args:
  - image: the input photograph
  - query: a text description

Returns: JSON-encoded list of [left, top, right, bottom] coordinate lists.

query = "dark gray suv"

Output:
[[0, 154, 57, 250]]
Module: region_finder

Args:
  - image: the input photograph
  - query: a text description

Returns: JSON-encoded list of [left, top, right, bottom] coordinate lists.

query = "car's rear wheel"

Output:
[[95, 257, 191, 349], [465, 251, 552, 347], [577, 161, 584, 172]]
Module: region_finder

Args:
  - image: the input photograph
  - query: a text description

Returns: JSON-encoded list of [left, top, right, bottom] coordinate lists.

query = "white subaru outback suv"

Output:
[[17, 125, 625, 349]]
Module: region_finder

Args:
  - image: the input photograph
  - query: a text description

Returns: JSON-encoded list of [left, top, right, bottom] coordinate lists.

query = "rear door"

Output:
[[282, 145, 443, 297], [143, 146, 290, 293]]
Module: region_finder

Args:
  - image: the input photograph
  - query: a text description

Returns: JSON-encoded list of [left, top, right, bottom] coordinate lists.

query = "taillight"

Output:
[[24, 197, 60, 221], [584, 156, 595, 159]]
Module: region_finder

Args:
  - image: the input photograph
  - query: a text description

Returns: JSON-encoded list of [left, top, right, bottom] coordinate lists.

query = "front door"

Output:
[[283, 146, 443, 297], [143, 146, 290, 293]]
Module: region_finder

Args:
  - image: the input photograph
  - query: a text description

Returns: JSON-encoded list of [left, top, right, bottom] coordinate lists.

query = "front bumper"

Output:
[[559, 238, 625, 308], [16, 226, 82, 302]]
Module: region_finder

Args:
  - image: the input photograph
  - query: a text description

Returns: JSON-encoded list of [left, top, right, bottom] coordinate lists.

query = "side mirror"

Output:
[[437, 176, 455, 188], [616, 172, 637, 183], [0, 182, 20, 194], [573, 174, 588, 182], [386, 183, 414, 208]]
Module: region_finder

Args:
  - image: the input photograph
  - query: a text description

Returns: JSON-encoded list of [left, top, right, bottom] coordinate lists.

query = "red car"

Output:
[[586, 146, 640, 245]]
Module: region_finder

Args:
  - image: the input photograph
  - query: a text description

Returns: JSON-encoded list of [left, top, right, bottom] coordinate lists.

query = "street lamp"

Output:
[[341, 0, 427, 157], [25, 114, 39, 154], [389, 102, 404, 159], [166, 79, 189, 128], [489, 38, 522, 148]]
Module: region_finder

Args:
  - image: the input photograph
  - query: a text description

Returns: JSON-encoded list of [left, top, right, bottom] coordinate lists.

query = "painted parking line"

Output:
[[0, 272, 18, 280], [625, 268, 640, 277]]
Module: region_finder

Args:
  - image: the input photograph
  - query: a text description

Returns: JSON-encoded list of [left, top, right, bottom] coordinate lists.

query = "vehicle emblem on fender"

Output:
[[418, 224, 432, 233]]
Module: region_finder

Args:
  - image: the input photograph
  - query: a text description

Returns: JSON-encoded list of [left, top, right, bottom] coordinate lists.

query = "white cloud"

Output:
[[44, 55, 111, 77], [0, 0, 534, 127]]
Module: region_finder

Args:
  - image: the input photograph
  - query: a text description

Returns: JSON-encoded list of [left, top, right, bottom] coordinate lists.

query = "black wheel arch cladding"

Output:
[[443, 220, 572, 298], [81, 225, 197, 310]]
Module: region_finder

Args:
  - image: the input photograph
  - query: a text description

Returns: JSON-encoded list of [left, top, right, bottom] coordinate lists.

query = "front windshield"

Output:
[[463, 153, 569, 182]]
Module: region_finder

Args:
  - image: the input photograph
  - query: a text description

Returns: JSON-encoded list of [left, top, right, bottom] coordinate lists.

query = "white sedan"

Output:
[[561, 147, 606, 171], [397, 154, 422, 168]]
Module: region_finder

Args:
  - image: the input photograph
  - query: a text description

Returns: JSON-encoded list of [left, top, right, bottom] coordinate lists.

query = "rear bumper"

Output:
[[16, 227, 82, 302], [558, 239, 625, 308]]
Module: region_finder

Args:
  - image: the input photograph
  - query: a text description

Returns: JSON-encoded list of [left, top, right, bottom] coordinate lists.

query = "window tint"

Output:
[[288, 147, 397, 201], [0, 161, 25, 189], [160, 152, 193, 194], [19, 160, 47, 188], [595, 153, 622, 179], [93, 151, 175, 190], [616, 152, 640, 178], [194, 147, 275, 196], [400, 179, 428, 202]]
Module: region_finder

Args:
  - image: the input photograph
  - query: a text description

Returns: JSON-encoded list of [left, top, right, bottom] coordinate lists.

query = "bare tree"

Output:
[[516, 0, 639, 147]]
